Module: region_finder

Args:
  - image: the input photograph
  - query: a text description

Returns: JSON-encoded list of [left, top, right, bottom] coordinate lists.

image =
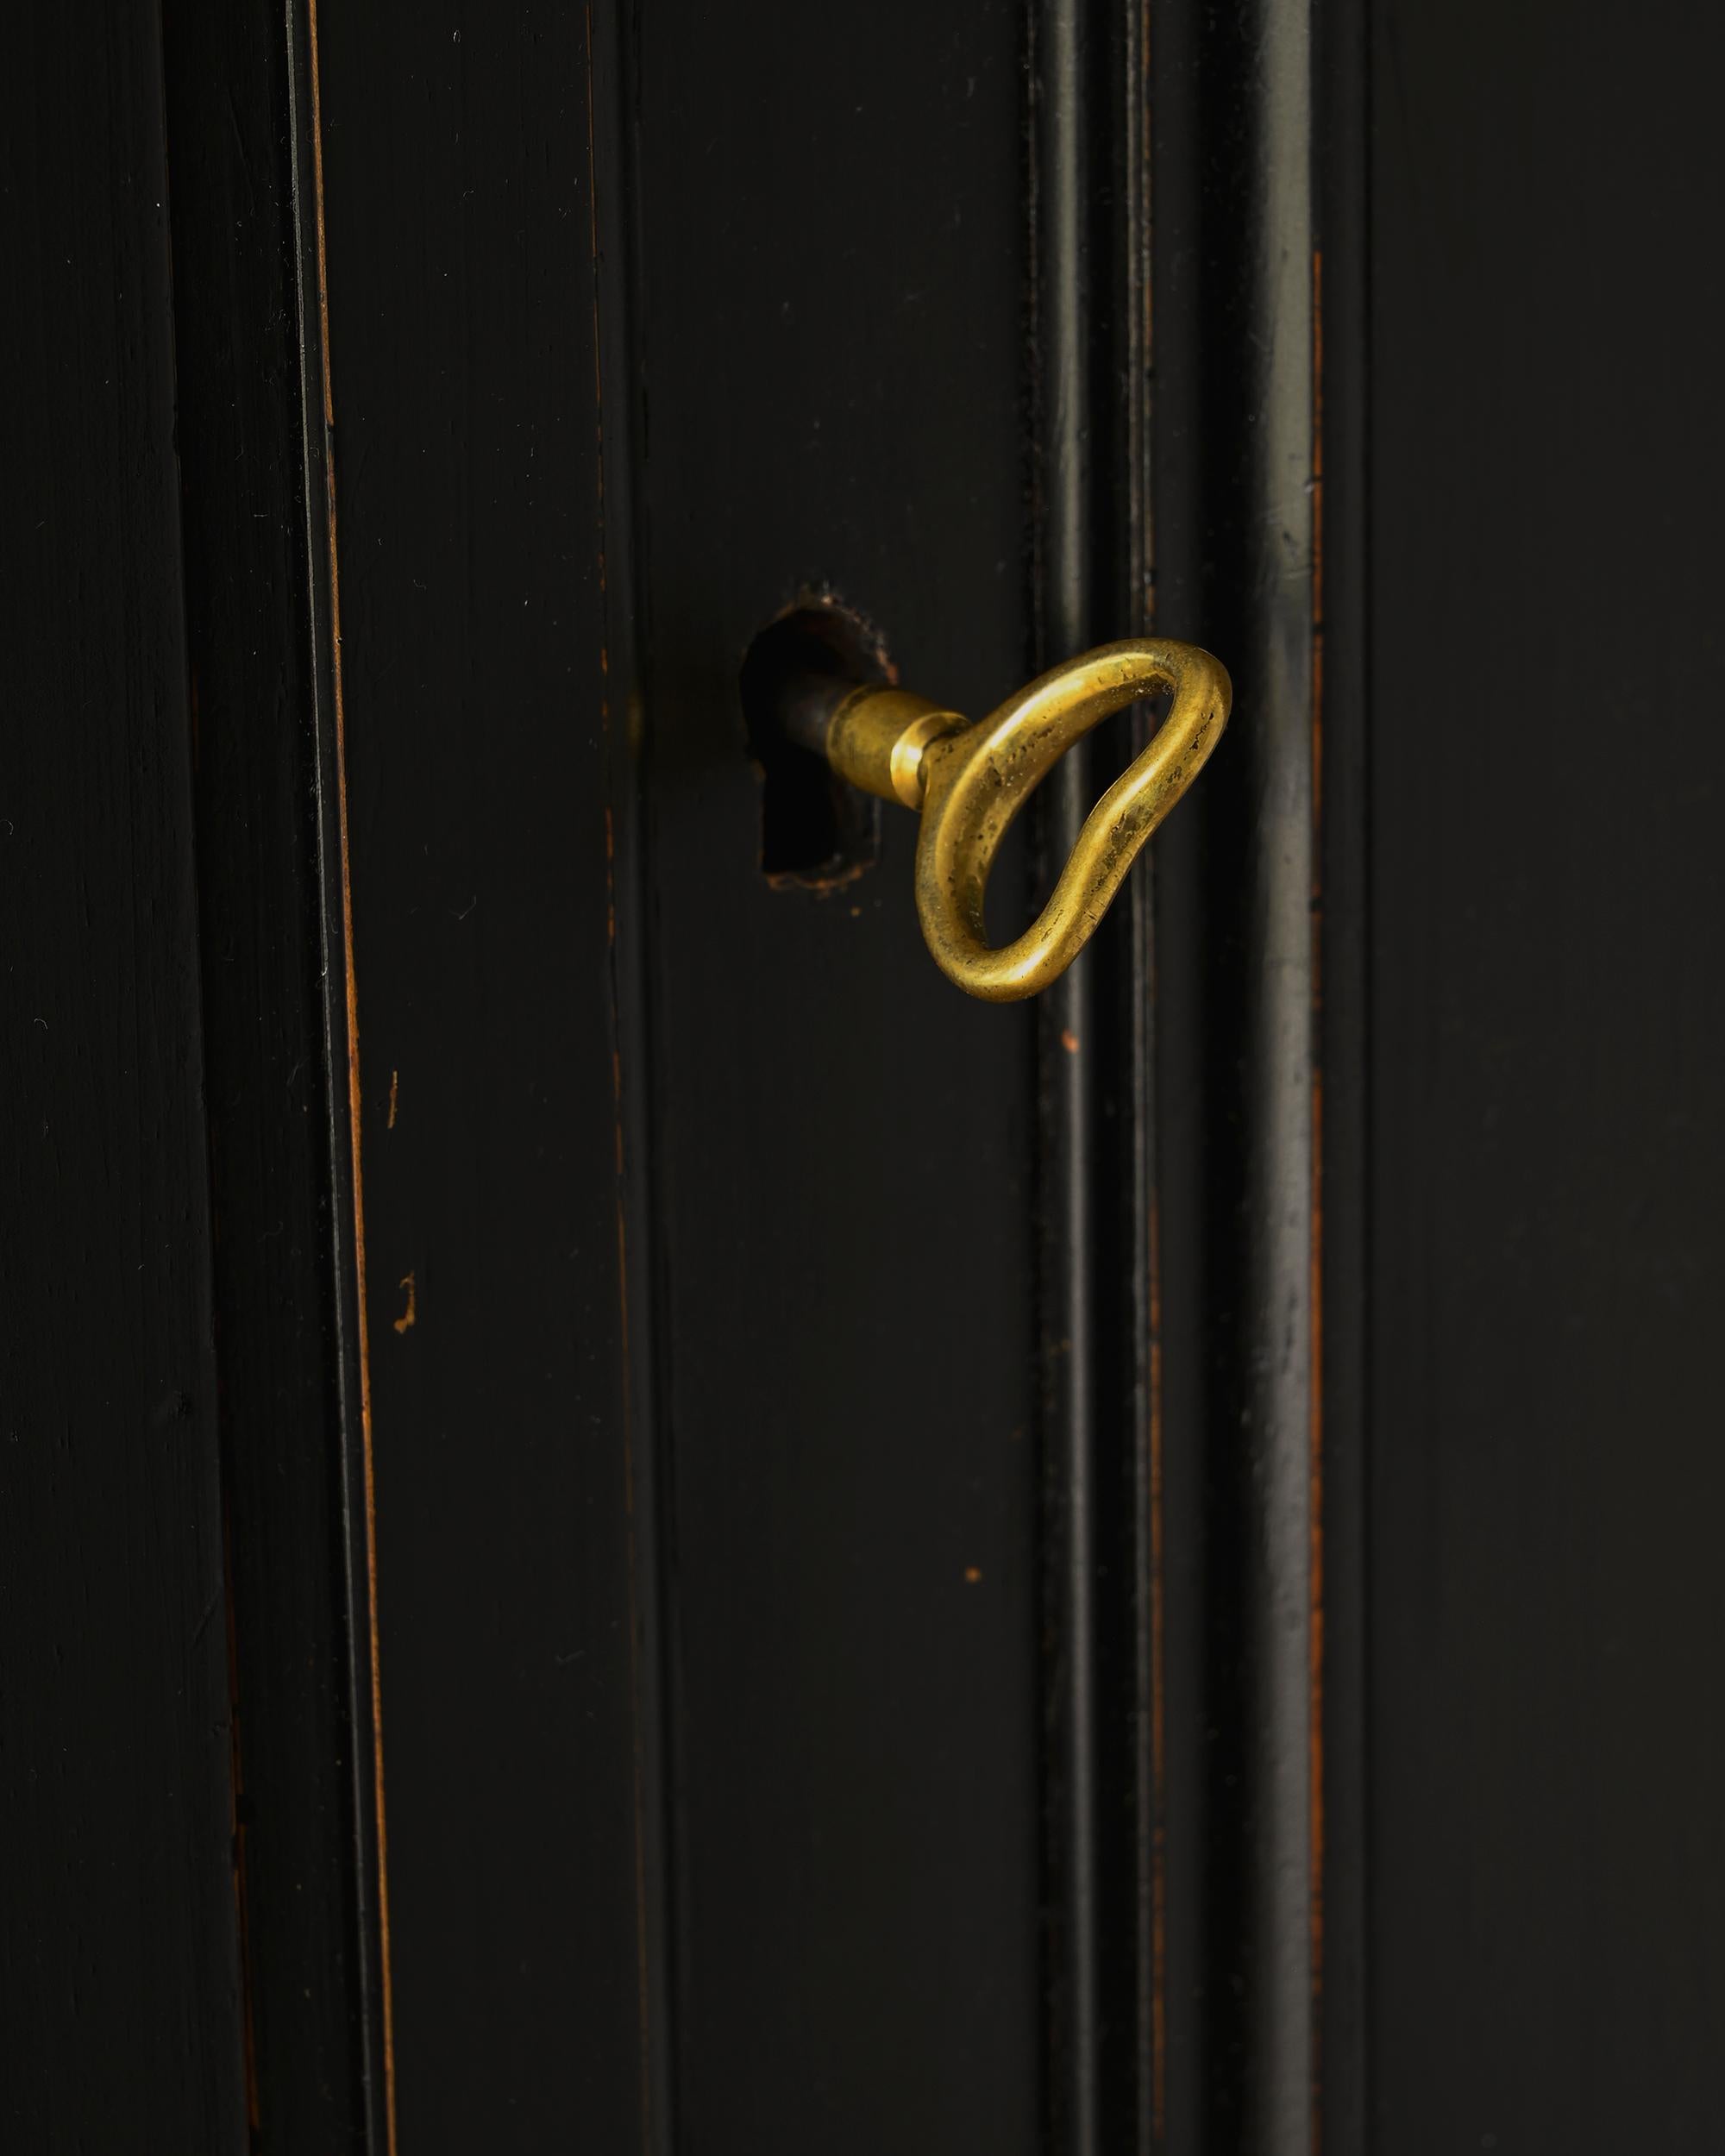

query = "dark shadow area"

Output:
[[740, 599, 890, 887]]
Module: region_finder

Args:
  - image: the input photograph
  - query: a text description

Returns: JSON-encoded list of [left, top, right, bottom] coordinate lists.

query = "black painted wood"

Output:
[[630, 9, 1043, 2148], [161, 0, 384, 2140], [308, 3, 668, 2146], [1151, 1, 1319, 2147], [1366, 3, 1725, 2147], [1313, 0, 1372, 2146], [2, 7, 248, 2146], [1029, 3, 1162, 2149], [28, 1, 1725, 2147]]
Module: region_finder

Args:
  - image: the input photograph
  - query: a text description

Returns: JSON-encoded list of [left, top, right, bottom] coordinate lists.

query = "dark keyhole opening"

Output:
[[741, 599, 891, 887]]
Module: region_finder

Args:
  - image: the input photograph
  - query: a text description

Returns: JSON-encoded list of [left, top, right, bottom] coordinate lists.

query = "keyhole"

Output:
[[740, 598, 891, 887]]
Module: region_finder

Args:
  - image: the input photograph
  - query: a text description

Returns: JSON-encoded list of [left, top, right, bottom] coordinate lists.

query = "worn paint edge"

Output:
[[302, 3, 399, 2147]]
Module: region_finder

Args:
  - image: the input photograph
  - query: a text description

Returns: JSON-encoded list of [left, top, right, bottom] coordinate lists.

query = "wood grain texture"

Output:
[[1367, 0, 1725, 2144], [0, 8, 247, 2147]]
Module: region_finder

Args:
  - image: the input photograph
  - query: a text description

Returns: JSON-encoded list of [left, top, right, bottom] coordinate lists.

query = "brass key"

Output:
[[784, 638, 1231, 1001]]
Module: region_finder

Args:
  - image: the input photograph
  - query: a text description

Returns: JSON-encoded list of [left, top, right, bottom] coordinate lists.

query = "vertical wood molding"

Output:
[[162, 0, 392, 2140], [585, 3, 680, 2142], [1032, 3, 1106, 2143], [284, 1, 399, 2145], [1236, 6, 1317, 2140], [1151, 0, 1319, 2147], [1031, 1, 1160, 2147]]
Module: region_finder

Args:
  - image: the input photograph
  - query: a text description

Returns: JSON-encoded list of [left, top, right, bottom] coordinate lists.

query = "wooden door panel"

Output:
[[631, 7, 1043, 2148], [15, 1, 1725, 2149], [1365, 2, 1725, 2145]]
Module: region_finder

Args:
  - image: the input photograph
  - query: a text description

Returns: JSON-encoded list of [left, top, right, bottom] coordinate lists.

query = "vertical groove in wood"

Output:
[[1031, 0, 1161, 2146], [282, 3, 398, 2143], [1150, 0, 1318, 2147], [162, 0, 396, 2136], [1030, 0, 1103, 2138], [298, 3, 402, 2147], [584, 2, 680, 2145]]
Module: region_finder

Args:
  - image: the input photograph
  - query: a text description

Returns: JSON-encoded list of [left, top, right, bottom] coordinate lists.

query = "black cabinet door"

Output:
[[8, 3, 1724, 2153]]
